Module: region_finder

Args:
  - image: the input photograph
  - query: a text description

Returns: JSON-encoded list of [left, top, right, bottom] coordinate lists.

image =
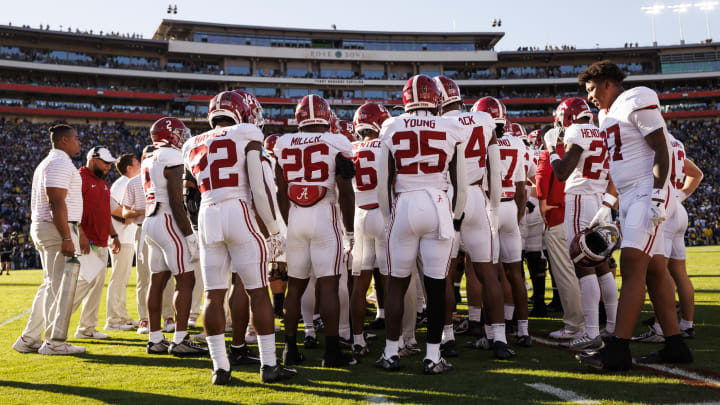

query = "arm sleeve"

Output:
[[535, 152, 551, 200], [247, 149, 279, 235], [629, 108, 666, 137]]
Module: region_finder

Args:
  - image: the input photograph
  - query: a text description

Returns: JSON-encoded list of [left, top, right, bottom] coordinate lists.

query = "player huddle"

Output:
[[133, 60, 699, 385]]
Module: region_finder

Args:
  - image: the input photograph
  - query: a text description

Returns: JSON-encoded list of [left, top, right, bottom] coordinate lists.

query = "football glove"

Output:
[[185, 233, 199, 261], [589, 205, 612, 228], [649, 188, 667, 227], [543, 127, 560, 150], [343, 232, 355, 253]]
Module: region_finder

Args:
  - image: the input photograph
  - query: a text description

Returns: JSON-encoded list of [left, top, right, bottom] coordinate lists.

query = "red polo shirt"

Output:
[[535, 143, 566, 228], [79, 166, 111, 247]]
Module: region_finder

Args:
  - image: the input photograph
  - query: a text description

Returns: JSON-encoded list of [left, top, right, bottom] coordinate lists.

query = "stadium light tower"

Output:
[[641, 5, 665, 46], [695, 1, 719, 42], [669, 4, 691, 44]]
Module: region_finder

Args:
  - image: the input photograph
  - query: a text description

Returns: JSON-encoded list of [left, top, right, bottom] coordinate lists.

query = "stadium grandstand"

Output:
[[0, 19, 718, 269]]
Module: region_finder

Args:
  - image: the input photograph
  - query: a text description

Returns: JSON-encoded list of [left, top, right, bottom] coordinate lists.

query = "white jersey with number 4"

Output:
[[599, 86, 669, 192], [182, 124, 264, 205], [496, 135, 526, 198], [352, 139, 382, 208], [442, 110, 495, 184], [563, 123, 609, 195], [141, 147, 184, 205], [379, 113, 466, 193], [669, 136, 686, 197]]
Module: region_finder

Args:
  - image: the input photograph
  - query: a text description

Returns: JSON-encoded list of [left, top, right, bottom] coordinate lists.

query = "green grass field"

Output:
[[2, 246, 719, 404]]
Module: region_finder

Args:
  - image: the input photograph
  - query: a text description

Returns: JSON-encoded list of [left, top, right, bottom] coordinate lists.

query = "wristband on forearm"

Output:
[[549, 153, 560, 164], [602, 193, 617, 207]]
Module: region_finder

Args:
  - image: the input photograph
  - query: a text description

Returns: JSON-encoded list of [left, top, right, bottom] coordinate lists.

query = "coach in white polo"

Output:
[[105, 153, 141, 331], [13, 124, 87, 355]]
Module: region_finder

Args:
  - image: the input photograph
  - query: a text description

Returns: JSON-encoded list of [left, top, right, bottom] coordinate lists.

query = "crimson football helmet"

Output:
[[208, 91, 252, 127], [528, 129, 544, 150], [433, 75, 462, 108], [554, 97, 594, 129], [264, 134, 282, 157], [332, 119, 356, 142], [506, 122, 528, 142], [296, 94, 332, 128], [232, 89, 265, 129], [471, 96, 507, 125], [150, 117, 190, 149], [402, 74, 441, 113], [353, 102, 390, 135], [569, 223, 622, 267]]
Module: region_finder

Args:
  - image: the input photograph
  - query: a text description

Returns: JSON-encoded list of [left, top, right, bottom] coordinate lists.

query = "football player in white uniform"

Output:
[[524, 129, 549, 318], [183, 92, 295, 385], [544, 97, 618, 351], [635, 136, 703, 342], [274, 95, 357, 368], [473, 99, 531, 347], [348, 102, 391, 357], [576, 60, 692, 370], [141, 117, 208, 358], [433, 76, 512, 359], [375, 75, 467, 374]]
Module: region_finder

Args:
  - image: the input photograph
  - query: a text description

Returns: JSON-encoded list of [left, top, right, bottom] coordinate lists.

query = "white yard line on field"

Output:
[[0, 309, 30, 328], [526, 383, 599, 404]]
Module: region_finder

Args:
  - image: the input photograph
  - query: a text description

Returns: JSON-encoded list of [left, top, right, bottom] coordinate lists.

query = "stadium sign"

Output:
[[307, 50, 369, 60], [313, 79, 365, 86]]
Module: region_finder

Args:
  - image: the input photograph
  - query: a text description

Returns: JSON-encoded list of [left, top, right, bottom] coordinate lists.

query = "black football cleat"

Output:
[[576, 345, 632, 371], [322, 350, 358, 367], [261, 364, 297, 383], [352, 344, 370, 357], [516, 335, 533, 347], [636, 341, 693, 365], [440, 340, 459, 358], [423, 357, 453, 375], [212, 368, 232, 385], [146, 339, 170, 355], [168, 336, 209, 357], [492, 341, 515, 360], [229, 344, 261, 366], [375, 354, 401, 371], [304, 335, 319, 349]]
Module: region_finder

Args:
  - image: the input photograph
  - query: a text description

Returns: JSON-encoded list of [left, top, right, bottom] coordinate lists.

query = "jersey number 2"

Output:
[[188, 139, 239, 192]]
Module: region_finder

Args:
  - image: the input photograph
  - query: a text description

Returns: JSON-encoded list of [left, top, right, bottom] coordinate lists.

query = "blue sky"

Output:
[[5, 0, 720, 50]]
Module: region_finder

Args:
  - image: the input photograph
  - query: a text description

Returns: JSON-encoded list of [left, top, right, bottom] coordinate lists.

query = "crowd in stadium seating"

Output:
[[0, 116, 717, 271]]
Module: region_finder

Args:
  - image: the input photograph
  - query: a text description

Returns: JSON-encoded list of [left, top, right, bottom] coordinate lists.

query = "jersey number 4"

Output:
[[392, 130, 447, 174], [187, 139, 239, 192]]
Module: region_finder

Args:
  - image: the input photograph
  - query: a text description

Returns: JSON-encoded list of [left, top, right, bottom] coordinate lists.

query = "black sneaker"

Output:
[[169, 335, 210, 357], [423, 357, 453, 375], [366, 317, 385, 330], [339, 337, 353, 348], [229, 344, 261, 366], [636, 341, 693, 365], [282, 345, 304, 365], [304, 335, 319, 349], [146, 339, 170, 355], [352, 344, 370, 357], [375, 353, 401, 371], [212, 368, 232, 385], [261, 364, 297, 383], [576, 341, 632, 371], [440, 340, 458, 358], [681, 328, 695, 339], [492, 341, 515, 360], [516, 335, 533, 347], [322, 351, 358, 367], [313, 318, 325, 333], [465, 336, 491, 350]]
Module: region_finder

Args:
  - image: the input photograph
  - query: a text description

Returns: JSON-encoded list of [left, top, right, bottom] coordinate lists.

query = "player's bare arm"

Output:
[[336, 154, 356, 232], [681, 159, 703, 199], [274, 163, 289, 225], [645, 129, 670, 190], [246, 141, 280, 235], [449, 144, 468, 219], [165, 165, 193, 237], [549, 143, 583, 182]]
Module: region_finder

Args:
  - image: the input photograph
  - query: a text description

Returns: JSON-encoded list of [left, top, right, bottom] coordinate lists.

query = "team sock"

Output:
[[580, 274, 601, 339], [207, 334, 230, 371], [384, 339, 399, 358], [425, 343, 441, 363], [441, 324, 455, 344], [149, 330, 164, 344], [354, 333, 366, 347], [517, 319, 529, 337], [679, 319, 693, 330], [257, 334, 277, 367], [492, 323, 507, 344], [653, 322, 664, 336], [598, 272, 618, 333], [504, 304, 515, 321], [484, 324, 493, 340]]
